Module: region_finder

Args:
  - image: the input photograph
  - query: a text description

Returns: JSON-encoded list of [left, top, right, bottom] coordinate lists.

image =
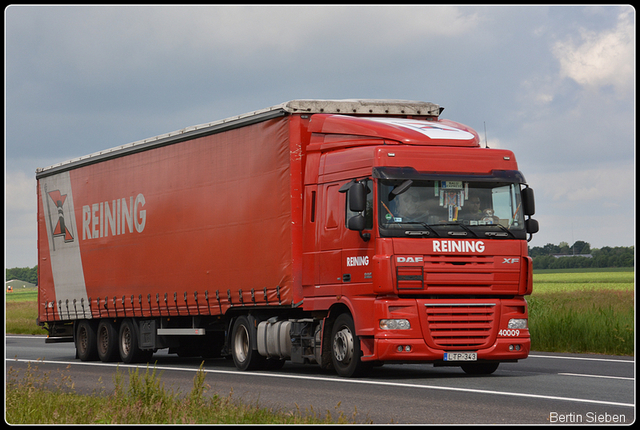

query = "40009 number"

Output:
[[498, 329, 520, 337]]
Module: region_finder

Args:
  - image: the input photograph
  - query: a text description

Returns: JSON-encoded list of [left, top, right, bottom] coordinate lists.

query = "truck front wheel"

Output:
[[330, 313, 370, 377], [231, 316, 266, 371]]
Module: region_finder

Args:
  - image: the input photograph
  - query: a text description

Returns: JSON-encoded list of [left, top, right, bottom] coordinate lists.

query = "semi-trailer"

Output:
[[37, 99, 539, 377]]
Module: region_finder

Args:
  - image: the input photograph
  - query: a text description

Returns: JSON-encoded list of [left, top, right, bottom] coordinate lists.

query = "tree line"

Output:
[[6, 265, 38, 285], [529, 242, 634, 270], [5, 244, 635, 284]]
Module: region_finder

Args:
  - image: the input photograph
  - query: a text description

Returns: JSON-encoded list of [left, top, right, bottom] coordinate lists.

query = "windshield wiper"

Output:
[[484, 223, 516, 238], [401, 222, 440, 237], [437, 222, 479, 238]]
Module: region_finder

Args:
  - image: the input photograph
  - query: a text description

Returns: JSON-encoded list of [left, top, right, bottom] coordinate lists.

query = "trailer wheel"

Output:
[[330, 313, 370, 377], [231, 316, 266, 371], [97, 319, 120, 362], [119, 318, 152, 363], [461, 362, 499, 375], [76, 320, 98, 361]]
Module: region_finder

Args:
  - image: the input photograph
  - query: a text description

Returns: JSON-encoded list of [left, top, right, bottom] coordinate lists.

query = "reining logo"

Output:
[[48, 189, 74, 243]]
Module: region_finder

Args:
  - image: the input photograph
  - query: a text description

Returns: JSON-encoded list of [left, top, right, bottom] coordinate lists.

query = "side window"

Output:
[[346, 179, 373, 230], [325, 184, 341, 230]]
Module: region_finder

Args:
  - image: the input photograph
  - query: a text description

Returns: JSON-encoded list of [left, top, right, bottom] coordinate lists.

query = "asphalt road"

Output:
[[5, 335, 635, 424]]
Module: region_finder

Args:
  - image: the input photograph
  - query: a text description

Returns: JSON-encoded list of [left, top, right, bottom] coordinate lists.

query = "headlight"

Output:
[[379, 319, 411, 330], [508, 318, 528, 329]]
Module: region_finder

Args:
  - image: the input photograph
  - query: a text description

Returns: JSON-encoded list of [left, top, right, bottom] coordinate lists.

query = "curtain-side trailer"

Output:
[[37, 99, 539, 377]]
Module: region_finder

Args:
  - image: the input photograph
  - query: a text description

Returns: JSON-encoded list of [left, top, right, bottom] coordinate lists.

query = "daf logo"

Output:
[[503, 258, 520, 264], [397, 256, 423, 263]]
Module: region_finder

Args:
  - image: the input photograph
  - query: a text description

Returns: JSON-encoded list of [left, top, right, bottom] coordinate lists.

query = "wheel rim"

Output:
[[98, 326, 108, 354], [234, 325, 249, 363], [121, 325, 132, 357], [333, 327, 354, 364], [78, 326, 88, 353]]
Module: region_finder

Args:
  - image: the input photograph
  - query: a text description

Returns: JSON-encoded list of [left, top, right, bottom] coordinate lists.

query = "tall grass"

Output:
[[6, 361, 363, 424], [529, 270, 634, 356], [528, 290, 634, 355]]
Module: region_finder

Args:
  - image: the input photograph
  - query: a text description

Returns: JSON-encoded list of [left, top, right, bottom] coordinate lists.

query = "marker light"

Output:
[[380, 319, 411, 330], [508, 319, 528, 329]]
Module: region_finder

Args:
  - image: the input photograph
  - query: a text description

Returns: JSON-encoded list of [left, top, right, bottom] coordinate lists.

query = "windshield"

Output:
[[378, 179, 526, 238]]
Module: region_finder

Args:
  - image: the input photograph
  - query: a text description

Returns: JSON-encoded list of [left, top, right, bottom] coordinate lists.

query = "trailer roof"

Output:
[[36, 99, 441, 178], [281, 99, 441, 116]]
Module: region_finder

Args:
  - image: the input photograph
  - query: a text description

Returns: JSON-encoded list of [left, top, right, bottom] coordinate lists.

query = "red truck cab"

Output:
[[298, 111, 538, 376]]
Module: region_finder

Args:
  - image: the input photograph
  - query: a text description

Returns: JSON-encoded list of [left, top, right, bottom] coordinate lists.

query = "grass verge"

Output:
[[6, 361, 363, 424]]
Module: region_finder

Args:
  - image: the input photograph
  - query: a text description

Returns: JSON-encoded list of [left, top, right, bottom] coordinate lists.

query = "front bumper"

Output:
[[365, 335, 530, 362], [362, 297, 530, 363]]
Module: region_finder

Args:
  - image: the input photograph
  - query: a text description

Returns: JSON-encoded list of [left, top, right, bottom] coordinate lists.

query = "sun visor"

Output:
[[373, 166, 527, 183]]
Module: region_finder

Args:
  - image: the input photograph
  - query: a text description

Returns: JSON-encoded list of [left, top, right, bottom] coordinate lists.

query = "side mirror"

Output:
[[521, 187, 535, 216], [525, 218, 539, 235], [349, 182, 366, 212], [348, 214, 366, 231]]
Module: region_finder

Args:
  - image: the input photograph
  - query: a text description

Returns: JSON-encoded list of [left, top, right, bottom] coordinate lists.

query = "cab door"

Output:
[[304, 178, 374, 299], [301, 181, 344, 299], [340, 179, 374, 287]]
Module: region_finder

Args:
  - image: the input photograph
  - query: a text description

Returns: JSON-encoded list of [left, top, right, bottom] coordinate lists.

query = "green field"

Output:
[[532, 268, 633, 293], [5, 287, 38, 303]]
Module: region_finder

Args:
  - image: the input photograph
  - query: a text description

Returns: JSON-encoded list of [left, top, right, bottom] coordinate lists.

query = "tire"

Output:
[[461, 362, 500, 375], [231, 316, 266, 371], [330, 313, 370, 377], [97, 319, 120, 362], [76, 320, 98, 361], [119, 318, 153, 363]]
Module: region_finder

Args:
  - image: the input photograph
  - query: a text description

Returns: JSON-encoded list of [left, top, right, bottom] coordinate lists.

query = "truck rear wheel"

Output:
[[76, 320, 98, 361], [231, 316, 266, 371], [97, 319, 120, 362], [330, 313, 370, 377], [119, 318, 152, 363]]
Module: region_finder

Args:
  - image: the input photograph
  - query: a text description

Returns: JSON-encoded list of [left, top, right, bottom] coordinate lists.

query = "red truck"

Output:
[[36, 99, 539, 377]]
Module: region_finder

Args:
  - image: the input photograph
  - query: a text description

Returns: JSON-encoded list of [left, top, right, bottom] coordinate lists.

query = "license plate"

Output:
[[444, 352, 477, 361]]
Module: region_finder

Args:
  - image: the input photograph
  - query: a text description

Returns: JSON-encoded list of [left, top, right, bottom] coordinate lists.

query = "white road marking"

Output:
[[529, 354, 633, 364], [559, 373, 634, 381]]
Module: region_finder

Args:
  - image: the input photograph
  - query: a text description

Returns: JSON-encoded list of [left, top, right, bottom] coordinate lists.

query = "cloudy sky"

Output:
[[5, 5, 635, 268]]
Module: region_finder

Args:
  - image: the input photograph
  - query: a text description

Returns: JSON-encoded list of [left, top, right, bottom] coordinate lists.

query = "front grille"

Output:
[[424, 303, 496, 348]]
